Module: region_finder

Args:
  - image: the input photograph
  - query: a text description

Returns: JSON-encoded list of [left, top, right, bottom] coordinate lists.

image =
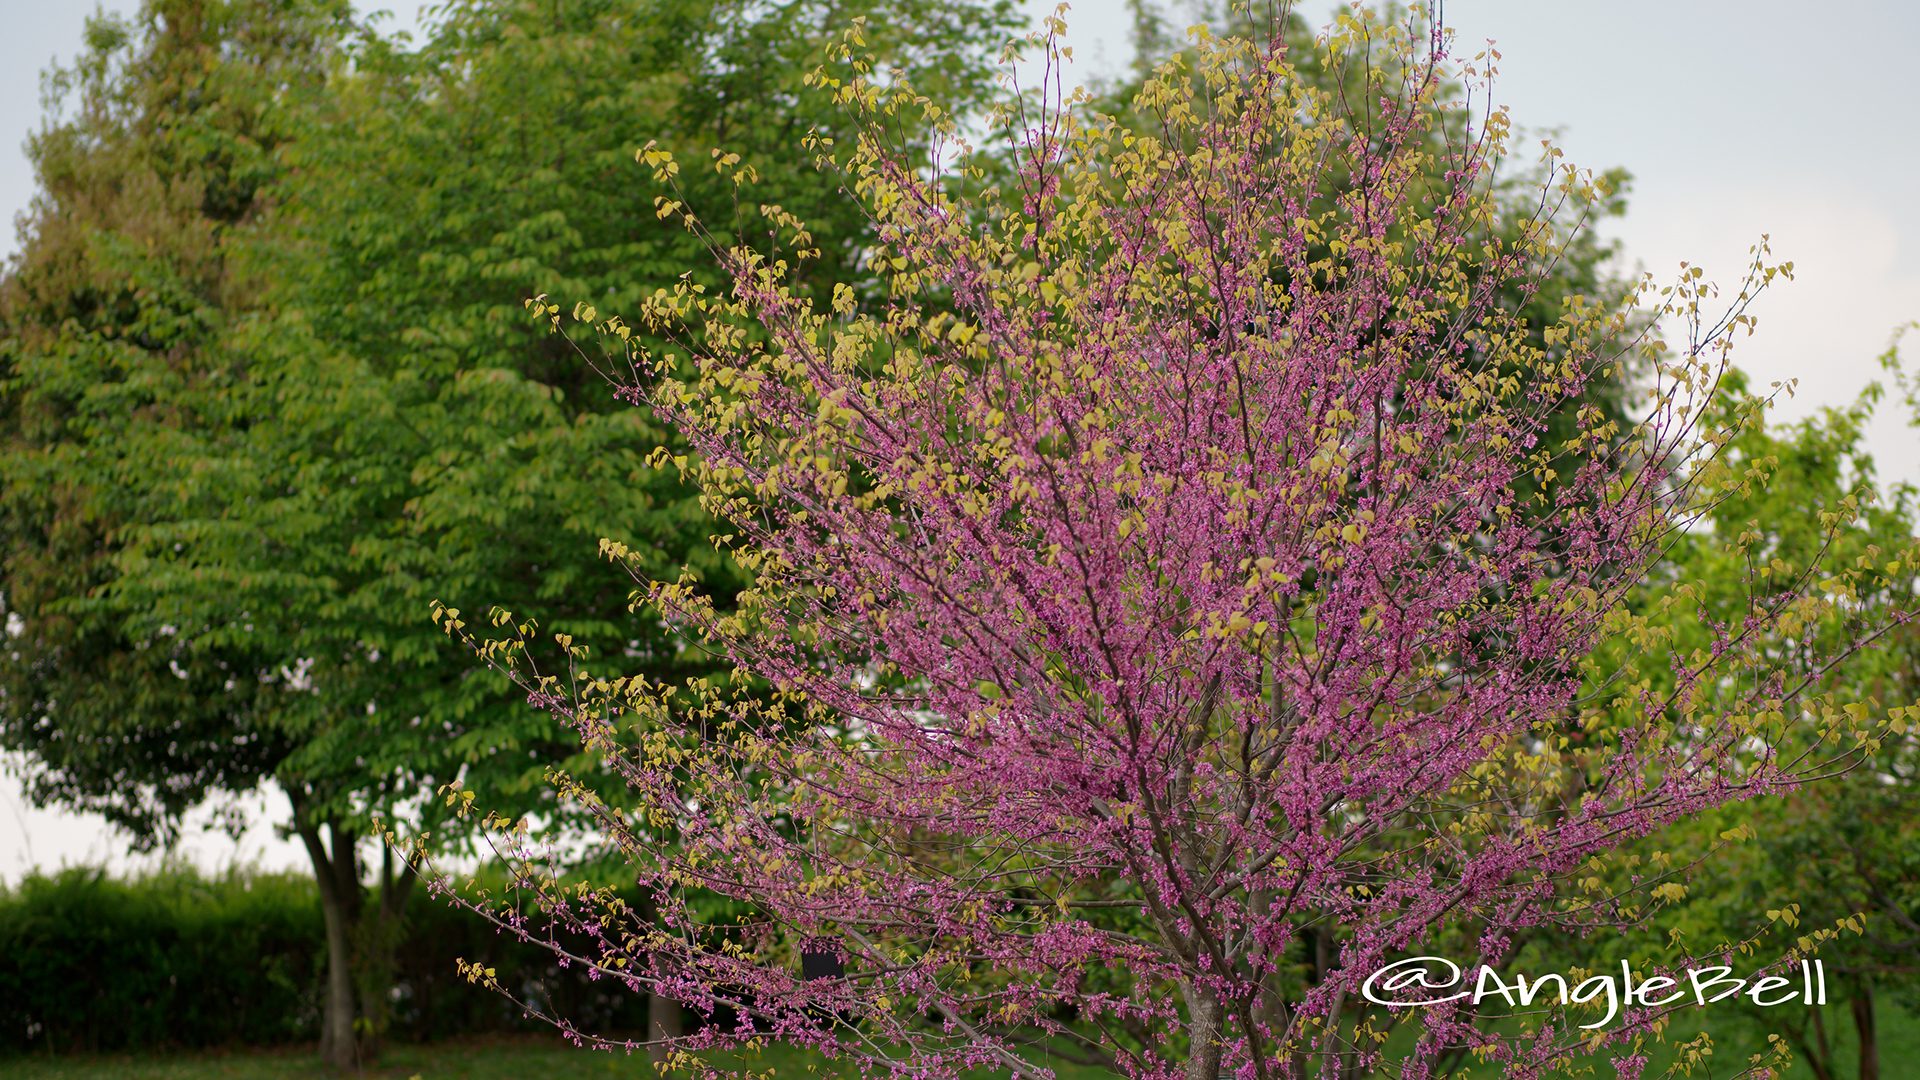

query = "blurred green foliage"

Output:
[[1490, 358, 1920, 1079], [0, 864, 670, 1055]]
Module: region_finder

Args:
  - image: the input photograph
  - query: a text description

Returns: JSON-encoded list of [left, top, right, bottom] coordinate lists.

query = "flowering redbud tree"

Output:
[[423, 6, 1918, 1077]]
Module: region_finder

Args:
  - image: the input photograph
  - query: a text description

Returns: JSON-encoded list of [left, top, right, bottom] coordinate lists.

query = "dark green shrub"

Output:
[[0, 865, 654, 1055], [0, 867, 322, 1053]]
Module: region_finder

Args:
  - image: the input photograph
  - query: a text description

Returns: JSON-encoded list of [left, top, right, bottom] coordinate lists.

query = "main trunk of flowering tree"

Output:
[[294, 804, 414, 1071], [1183, 986, 1227, 1080]]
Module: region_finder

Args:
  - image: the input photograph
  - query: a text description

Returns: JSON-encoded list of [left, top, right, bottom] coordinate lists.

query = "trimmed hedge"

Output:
[[0, 866, 647, 1054], [0, 868, 320, 1053]]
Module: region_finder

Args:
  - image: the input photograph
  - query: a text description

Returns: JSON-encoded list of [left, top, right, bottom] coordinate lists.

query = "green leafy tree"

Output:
[[2, 0, 1015, 1068], [0, 4, 389, 1067], [1614, 358, 1920, 1080], [0, 0, 351, 878]]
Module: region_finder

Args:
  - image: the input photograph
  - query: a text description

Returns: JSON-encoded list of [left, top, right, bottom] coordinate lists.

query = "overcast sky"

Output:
[[3, 0, 1916, 882]]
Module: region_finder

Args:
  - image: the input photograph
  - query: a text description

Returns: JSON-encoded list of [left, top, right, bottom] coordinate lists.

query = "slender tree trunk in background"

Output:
[[647, 993, 683, 1068], [1852, 976, 1878, 1080], [638, 891, 682, 1069], [297, 814, 362, 1071], [1784, 1008, 1839, 1080], [355, 843, 417, 1065], [291, 792, 415, 1072]]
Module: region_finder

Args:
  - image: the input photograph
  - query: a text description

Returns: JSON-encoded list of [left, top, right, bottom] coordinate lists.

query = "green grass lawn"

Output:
[[5, 1007, 1916, 1079], [0, 1035, 1118, 1079], [1, 1035, 801, 1079]]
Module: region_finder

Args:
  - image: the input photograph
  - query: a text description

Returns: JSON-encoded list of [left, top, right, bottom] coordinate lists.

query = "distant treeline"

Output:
[[0, 867, 650, 1054]]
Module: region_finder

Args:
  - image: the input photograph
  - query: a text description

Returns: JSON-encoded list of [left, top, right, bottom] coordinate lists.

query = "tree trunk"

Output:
[[318, 898, 358, 1068], [639, 890, 682, 1070], [1796, 1007, 1840, 1080], [292, 793, 417, 1072], [1182, 983, 1225, 1080], [648, 993, 683, 1069], [298, 815, 363, 1071], [1852, 976, 1877, 1080], [353, 842, 417, 1064]]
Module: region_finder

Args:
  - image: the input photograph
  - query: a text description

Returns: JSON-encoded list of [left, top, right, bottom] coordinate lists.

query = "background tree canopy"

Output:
[[0, 0, 1017, 1065]]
